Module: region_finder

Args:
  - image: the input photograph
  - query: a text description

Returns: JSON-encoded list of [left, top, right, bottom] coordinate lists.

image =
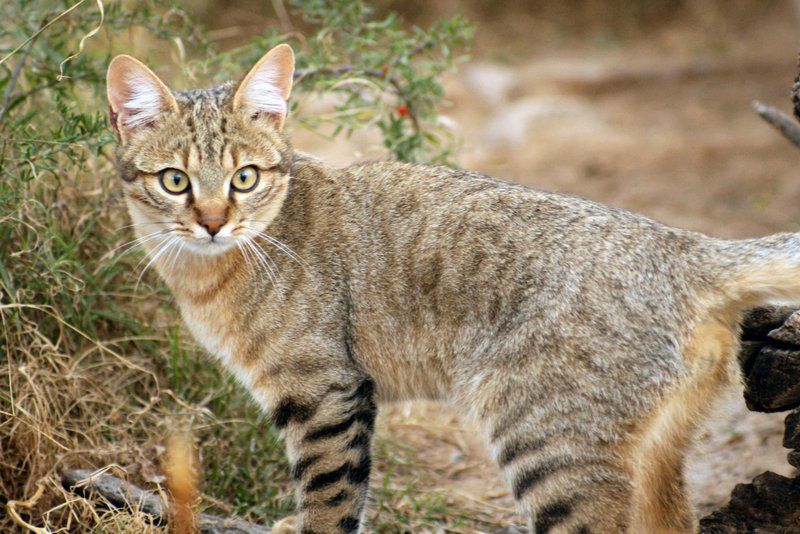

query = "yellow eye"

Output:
[[159, 168, 190, 194], [231, 165, 259, 192]]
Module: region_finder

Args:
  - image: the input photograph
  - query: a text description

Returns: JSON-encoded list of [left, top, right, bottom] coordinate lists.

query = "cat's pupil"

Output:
[[172, 174, 180, 185]]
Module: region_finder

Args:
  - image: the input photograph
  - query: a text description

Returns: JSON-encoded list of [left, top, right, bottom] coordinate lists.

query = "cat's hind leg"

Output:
[[628, 316, 739, 533], [496, 430, 634, 533]]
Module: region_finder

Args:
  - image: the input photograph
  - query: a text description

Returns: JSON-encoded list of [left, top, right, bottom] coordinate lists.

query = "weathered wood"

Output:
[[753, 100, 800, 148], [741, 306, 797, 339], [768, 311, 800, 346], [62, 470, 271, 533], [744, 346, 800, 413], [62, 469, 166, 520], [738, 307, 800, 413], [699, 472, 800, 533], [784, 409, 800, 449]]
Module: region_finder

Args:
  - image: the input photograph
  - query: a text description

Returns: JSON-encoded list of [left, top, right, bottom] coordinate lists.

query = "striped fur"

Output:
[[109, 45, 800, 533]]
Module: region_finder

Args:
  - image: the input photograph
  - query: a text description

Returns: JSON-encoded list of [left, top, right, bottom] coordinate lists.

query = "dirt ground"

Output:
[[287, 4, 800, 530]]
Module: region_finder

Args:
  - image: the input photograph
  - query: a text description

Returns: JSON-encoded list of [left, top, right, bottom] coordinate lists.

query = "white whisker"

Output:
[[167, 240, 185, 274], [116, 221, 176, 232], [243, 237, 278, 286], [236, 241, 252, 272], [131, 233, 170, 274], [136, 235, 179, 289], [109, 229, 169, 256], [243, 225, 309, 273]]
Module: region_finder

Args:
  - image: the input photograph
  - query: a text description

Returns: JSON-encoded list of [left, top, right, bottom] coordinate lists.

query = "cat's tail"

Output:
[[164, 431, 198, 534], [717, 232, 800, 308]]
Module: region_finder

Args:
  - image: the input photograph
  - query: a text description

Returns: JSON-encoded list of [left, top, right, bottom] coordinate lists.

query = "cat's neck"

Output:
[[154, 245, 248, 304]]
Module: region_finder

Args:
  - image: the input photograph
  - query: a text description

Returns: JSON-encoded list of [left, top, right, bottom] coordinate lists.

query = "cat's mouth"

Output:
[[181, 233, 238, 255]]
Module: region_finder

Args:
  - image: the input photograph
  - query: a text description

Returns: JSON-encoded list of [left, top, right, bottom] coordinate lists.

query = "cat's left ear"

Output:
[[233, 44, 295, 130]]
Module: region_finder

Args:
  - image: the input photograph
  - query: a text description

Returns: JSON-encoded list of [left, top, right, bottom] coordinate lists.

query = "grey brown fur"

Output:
[[107, 46, 800, 533]]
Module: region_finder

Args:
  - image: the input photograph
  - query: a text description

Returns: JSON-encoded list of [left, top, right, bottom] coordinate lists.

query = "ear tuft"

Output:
[[233, 44, 295, 129], [106, 55, 177, 138]]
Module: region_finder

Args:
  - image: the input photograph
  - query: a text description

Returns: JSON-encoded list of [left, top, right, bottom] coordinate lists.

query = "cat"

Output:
[[106, 44, 800, 533]]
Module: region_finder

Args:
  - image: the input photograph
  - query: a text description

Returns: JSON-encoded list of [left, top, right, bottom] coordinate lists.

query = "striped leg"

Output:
[[492, 426, 633, 533], [273, 378, 377, 534]]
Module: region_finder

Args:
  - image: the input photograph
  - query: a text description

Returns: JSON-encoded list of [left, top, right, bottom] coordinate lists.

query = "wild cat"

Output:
[[106, 44, 800, 533]]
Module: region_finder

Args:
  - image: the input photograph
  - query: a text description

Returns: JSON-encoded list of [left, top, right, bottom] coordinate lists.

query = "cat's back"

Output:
[[332, 159, 717, 338], [335, 159, 707, 257]]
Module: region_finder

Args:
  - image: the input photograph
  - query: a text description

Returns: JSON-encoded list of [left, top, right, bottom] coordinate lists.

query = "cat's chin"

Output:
[[181, 237, 237, 256]]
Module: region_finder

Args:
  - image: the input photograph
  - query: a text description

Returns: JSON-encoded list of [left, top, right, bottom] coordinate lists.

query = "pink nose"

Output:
[[196, 204, 228, 237], [201, 217, 226, 236]]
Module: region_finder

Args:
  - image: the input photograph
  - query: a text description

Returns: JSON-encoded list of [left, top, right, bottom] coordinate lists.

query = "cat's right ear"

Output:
[[106, 55, 178, 142]]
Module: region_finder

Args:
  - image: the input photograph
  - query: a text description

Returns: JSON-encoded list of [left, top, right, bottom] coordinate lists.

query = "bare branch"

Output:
[[753, 100, 800, 148], [62, 469, 271, 533]]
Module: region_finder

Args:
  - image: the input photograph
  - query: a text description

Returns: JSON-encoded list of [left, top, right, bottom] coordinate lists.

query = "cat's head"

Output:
[[106, 44, 294, 256]]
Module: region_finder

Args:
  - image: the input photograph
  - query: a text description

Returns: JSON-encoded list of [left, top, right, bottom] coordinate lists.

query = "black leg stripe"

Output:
[[272, 397, 316, 429], [344, 379, 374, 403], [513, 459, 613, 499], [304, 409, 374, 442], [325, 490, 349, 507], [338, 516, 360, 533], [513, 458, 578, 499], [497, 436, 546, 467], [292, 454, 322, 480], [535, 500, 573, 533], [347, 453, 371, 485], [306, 463, 349, 492], [347, 430, 371, 452]]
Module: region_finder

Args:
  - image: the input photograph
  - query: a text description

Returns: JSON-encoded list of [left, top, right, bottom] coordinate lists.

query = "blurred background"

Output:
[[2, 0, 799, 531]]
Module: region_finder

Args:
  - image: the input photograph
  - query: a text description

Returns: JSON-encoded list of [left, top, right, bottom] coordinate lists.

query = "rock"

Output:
[[461, 62, 516, 106], [482, 96, 591, 148], [741, 306, 797, 340], [699, 471, 800, 532], [744, 346, 800, 413], [784, 409, 800, 449], [769, 311, 800, 345]]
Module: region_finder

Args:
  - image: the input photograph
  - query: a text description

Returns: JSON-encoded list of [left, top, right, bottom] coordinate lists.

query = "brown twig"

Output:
[[753, 100, 800, 148], [62, 469, 272, 533]]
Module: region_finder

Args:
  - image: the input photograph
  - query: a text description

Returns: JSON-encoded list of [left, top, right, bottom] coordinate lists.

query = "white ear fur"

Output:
[[107, 55, 177, 136], [233, 44, 295, 128]]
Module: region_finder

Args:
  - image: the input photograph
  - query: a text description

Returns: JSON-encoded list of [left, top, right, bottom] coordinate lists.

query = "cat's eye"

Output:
[[159, 168, 190, 194], [231, 165, 260, 193]]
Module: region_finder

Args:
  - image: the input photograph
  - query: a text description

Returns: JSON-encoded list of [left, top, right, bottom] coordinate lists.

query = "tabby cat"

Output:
[[106, 44, 800, 533]]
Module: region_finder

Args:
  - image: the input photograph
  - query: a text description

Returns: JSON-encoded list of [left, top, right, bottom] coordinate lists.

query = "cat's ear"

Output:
[[233, 44, 295, 130], [106, 55, 178, 141]]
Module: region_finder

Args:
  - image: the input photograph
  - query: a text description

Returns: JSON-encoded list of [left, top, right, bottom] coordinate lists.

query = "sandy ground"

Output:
[[286, 7, 800, 529]]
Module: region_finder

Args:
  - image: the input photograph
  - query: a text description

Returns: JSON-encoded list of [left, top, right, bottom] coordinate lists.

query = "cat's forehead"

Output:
[[174, 82, 235, 109], [166, 83, 241, 170]]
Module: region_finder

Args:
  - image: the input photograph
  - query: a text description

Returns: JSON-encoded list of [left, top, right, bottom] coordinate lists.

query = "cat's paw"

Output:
[[271, 515, 297, 534]]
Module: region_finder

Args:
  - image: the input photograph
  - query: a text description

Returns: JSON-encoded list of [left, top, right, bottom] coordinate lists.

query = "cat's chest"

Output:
[[179, 301, 255, 385]]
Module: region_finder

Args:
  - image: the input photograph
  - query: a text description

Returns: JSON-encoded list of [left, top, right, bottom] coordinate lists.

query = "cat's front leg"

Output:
[[273, 377, 377, 534]]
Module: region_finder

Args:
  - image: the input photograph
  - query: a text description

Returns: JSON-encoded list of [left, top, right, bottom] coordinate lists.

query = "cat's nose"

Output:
[[201, 217, 226, 237], [197, 205, 228, 237]]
